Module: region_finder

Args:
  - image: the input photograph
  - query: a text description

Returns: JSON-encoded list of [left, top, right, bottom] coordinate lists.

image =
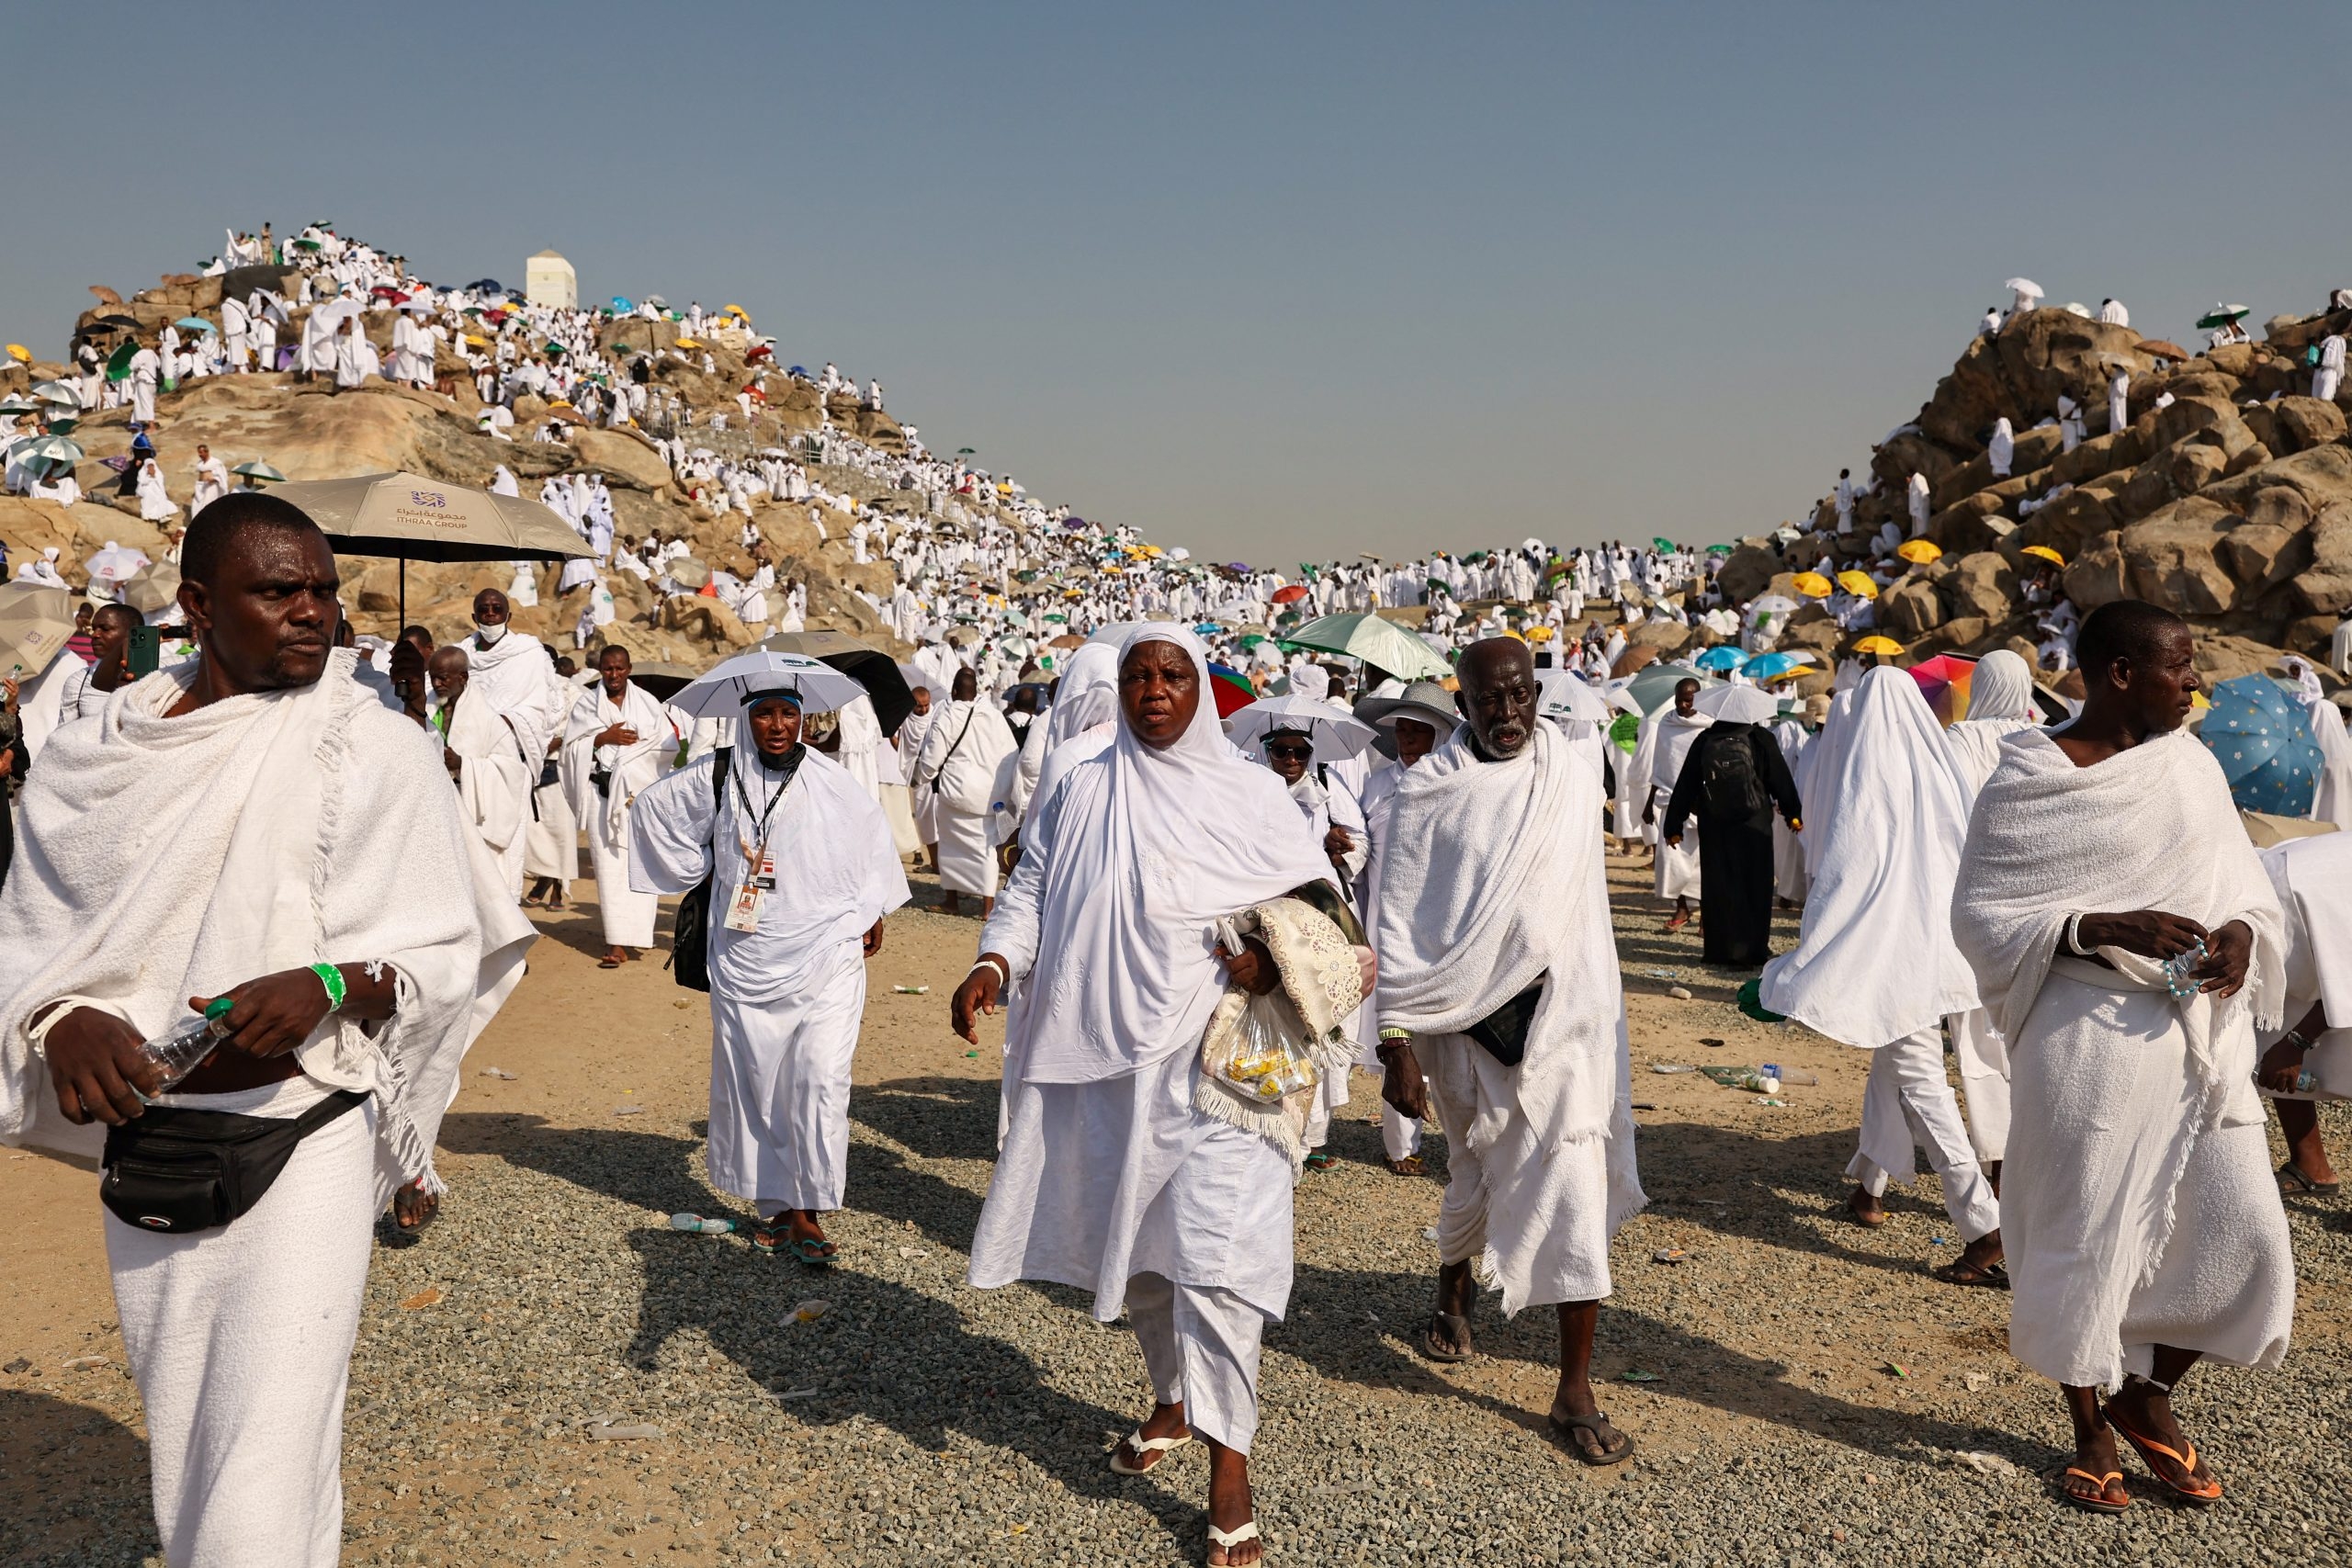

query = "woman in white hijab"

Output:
[[954, 626, 1331, 1567], [1940, 649, 2046, 1175]]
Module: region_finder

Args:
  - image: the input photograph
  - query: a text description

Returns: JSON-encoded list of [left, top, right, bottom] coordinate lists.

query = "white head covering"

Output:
[[1041, 639, 1119, 751], [1965, 649, 2036, 721], [1004, 625, 1332, 1085], [1759, 668, 1980, 1046]]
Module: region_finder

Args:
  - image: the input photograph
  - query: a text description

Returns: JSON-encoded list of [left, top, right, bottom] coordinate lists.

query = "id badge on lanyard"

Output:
[[726, 850, 775, 932]]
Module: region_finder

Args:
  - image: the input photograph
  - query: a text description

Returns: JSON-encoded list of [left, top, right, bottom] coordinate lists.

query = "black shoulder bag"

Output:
[[101, 1089, 369, 1235], [1464, 977, 1547, 1068], [668, 747, 733, 992], [923, 708, 978, 798]]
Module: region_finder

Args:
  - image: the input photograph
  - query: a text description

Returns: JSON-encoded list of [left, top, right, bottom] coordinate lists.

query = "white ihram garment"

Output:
[[0, 649, 491, 1568], [912, 698, 1017, 897], [1374, 723, 1643, 1315], [2257, 832, 2352, 1098], [967, 627, 1329, 1453], [561, 682, 672, 947], [1953, 727, 2290, 1390], [523, 670, 580, 889], [443, 689, 534, 900], [1630, 706, 1708, 898], [631, 747, 908, 1212], [1762, 671, 1994, 1235]]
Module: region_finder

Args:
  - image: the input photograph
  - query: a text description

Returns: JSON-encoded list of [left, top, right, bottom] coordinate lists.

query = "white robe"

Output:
[[630, 747, 909, 1211], [911, 698, 1018, 897], [1953, 727, 2290, 1390], [2257, 831, 2352, 1098], [0, 649, 499, 1566], [1628, 705, 1709, 899], [441, 688, 535, 900], [560, 682, 673, 947]]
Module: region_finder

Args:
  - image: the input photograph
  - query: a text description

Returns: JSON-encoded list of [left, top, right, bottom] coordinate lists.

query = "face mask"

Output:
[[473, 620, 506, 646]]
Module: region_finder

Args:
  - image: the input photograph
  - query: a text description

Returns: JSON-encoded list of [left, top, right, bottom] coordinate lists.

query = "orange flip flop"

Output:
[[2059, 1467, 2129, 1514], [2104, 1404, 2223, 1505]]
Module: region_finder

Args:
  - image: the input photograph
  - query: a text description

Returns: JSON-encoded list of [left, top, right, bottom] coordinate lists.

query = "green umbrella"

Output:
[[14, 434, 82, 466], [292, 238, 322, 252], [1652, 536, 1679, 552], [1623, 661, 1720, 714], [105, 342, 137, 382], [1706, 543, 1733, 556], [2194, 304, 2250, 331], [1278, 611, 1451, 681], [231, 461, 286, 481]]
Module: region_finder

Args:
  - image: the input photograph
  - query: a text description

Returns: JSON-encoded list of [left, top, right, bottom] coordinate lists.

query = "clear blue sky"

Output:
[[11, 2, 2347, 558]]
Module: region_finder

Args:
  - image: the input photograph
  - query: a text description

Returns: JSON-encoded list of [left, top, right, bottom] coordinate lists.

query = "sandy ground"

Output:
[[3, 854, 2348, 1565]]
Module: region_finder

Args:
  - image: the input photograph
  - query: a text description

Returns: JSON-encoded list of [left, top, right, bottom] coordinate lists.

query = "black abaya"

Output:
[[1660, 724, 1802, 967]]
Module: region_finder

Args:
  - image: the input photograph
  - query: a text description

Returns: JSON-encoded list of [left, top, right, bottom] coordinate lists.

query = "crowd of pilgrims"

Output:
[[4, 233, 2351, 1564]]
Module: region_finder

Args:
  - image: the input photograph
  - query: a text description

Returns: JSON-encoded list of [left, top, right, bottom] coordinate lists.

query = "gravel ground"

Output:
[[5, 860, 2350, 1565]]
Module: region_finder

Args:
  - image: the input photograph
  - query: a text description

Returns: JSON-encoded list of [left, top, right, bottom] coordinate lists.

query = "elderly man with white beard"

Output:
[[1372, 637, 1644, 1466], [1955, 601, 2291, 1515]]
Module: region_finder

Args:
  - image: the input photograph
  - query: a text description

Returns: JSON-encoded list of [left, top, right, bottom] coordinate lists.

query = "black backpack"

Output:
[[1700, 731, 1768, 819], [668, 748, 732, 992]]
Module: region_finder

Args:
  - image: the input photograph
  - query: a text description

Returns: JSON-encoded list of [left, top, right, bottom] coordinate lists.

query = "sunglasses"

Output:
[[1264, 742, 1314, 761]]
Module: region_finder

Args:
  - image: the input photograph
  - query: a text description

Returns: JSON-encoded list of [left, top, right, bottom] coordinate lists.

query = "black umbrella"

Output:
[[757, 629, 914, 737], [85, 313, 142, 333], [464, 278, 505, 295]]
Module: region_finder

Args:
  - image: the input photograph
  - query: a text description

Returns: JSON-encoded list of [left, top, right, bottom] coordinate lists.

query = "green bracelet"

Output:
[[311, 962, 347, 1014]]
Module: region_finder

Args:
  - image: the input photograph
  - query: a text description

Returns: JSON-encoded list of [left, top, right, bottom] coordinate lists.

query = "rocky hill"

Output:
[[1, 259, 1020, 662], [1705, 300, 2351, 694]]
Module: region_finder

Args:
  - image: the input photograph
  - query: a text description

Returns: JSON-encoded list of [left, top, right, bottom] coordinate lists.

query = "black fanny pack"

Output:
[[1464, 978, 1547, 1068], [99, 1089, 368, 1236]]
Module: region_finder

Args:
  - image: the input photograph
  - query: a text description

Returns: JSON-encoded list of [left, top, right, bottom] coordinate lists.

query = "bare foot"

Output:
[[392, 1179, 439, 1231], [2061, 1424, 2128, 1510]]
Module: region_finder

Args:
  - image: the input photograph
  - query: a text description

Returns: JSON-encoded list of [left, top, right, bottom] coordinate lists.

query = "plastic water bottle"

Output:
[[132, 998, 235, 1097], [1760, 1063, 1820, 1087]]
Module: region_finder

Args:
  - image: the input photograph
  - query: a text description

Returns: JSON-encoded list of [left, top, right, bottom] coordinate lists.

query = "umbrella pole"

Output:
[[399, 559, 406, 627]]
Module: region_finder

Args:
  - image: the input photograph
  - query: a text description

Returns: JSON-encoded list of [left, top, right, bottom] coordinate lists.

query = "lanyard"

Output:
[[731, 748, 802, 872]]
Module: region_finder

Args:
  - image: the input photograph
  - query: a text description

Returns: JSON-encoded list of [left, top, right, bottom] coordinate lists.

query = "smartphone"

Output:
[[127, 625, 161, 677]]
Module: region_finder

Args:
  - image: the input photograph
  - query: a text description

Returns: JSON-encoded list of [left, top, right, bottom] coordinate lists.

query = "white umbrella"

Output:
[[1747, 594, 1800, 616], [1537, 670, 1611, 725], [1693, 685, 1781, 725], [85, 541, 152, 583], [2003, 276, 2042, 297], [668, 651, 868, 720], [1225, 694, 1377, 760]]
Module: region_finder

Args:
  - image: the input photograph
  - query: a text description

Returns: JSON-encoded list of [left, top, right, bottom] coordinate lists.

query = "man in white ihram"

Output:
[[563, 645, 673, 968], [911, 666, 1018, 917], [1629, 677, 1708, 931], [0, 495, 509, 1566], [427, 645, 536, 899], [1954, 600, 2291, 1516]]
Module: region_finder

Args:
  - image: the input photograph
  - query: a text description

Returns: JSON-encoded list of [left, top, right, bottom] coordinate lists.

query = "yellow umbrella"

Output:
[[1528, 625, 1555, 642], [2020, 544, 2066, 568], [721, 304, 749, 321], [1792, 571, 1833, 598], [5, 344, 28, 364], [1836, 570, 1880, 599], [1896, 540, 1942, 565], [1852, 635, 1905, 656], [463, 333, 489, 347], [675, 336, 704, 350], [2191, 689, 2211, 710]]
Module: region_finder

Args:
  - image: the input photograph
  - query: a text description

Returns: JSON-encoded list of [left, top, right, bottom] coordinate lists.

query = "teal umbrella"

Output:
[[174, 316, 217, 334], [1277, 611, 1451, 681], [2200, 674, 2322, 816]]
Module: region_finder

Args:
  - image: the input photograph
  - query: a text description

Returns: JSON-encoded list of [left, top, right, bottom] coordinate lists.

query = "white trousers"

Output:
[[1128, 1270, 1268, 1454], [109, 1096, 382, 1568], [586, 818, 657, 946], [1847, 1023, 2001, 1243], [1302, 1065, 1351, 1150], [2316, 367, 2342, 403], [1651, 788, 1701, 899], [1950, 1006, 2011, 1163], [1383, 1100, 1426, 1161], [707, 944, 865, 1213]]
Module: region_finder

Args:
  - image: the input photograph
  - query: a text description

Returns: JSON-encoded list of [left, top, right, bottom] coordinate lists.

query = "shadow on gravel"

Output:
[[0, 1389, 156, 1568], [447, 1106, 1197, 1562]]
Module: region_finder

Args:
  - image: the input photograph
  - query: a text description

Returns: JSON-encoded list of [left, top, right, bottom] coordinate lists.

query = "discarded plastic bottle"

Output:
[[133, 998, 235, 1098], [668, 1213, 740, 1235], [1761, 1063, 1819, 1087]]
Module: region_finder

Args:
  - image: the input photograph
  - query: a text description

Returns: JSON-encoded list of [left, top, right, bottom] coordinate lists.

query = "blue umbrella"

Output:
[[1743, 650, 1817, 681], [1692, 646, 1747, 672], [611, 295, 634, 312], [1193, 622, 1222, 636], [2201, 674, 2323, 816]]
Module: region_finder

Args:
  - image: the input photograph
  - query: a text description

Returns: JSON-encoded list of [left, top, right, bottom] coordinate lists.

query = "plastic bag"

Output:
[[1215, 990, 1322, 1105]]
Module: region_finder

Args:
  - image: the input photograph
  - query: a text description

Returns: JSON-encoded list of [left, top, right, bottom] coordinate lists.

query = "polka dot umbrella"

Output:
[[2200, 674, 2323, 817]]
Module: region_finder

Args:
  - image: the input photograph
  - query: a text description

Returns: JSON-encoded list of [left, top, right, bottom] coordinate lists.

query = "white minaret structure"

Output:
[[525, 250, 576, 310]]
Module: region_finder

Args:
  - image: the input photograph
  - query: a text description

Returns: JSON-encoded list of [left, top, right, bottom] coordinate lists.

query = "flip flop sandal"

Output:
[[1205, 1519, 1261, 1562], [1107, 1427, 1193, 1475], [2277, 1162, 2341, 1197], [1549, 1409, 1635, 1466], [1663, 913, 1691, 931], [521, 895, 546, 908], [788, 1235, 837, 1266], [2058, 1467, 2130, 1515], [1385, 1156, 1425, 1177], [1302, 1150, 1337, 1171], [2103, 1404, 2222, 1505], [1419, 1311, 1474, 1364], [1847, 1196, 1888, 1229], [597, 955, 624, 969], [1930, 1258, 2009, 1291]]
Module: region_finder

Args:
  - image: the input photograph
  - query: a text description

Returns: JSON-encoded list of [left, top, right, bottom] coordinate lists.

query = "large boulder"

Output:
[[2064, 531, 2132, 610], [1624, 617, 1695, 657], [1916, 311, 2152, 453], [2019, 487, 2120, 560], [1942, 551, 2018, 623], [2274, 395, 2348, 452], [2118, 498, 2237, 613], [1712, 543, 1781, 604], [1880, 576, 1944, 639], [566, 428, 672, 492], [2288, 502, 2352, 616]]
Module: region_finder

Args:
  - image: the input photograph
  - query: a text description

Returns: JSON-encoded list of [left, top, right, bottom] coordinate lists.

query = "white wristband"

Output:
[[2065, 912, 2096, 957], [969, 955, 1011, 987]]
